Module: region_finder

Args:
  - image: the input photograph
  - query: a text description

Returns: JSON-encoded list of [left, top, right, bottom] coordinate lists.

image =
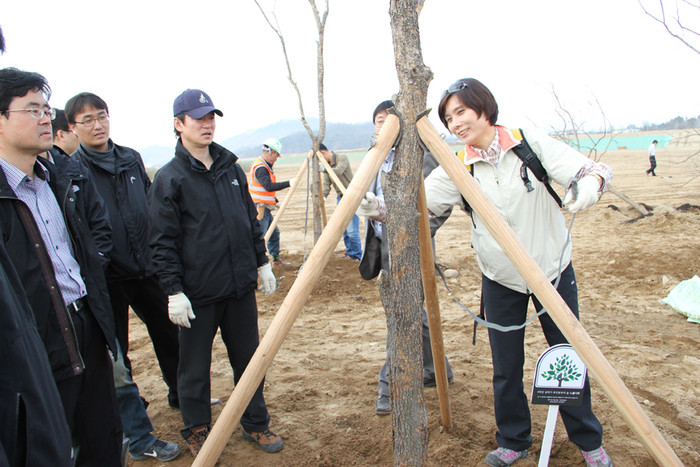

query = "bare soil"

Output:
[[128, 137, 700, 466]]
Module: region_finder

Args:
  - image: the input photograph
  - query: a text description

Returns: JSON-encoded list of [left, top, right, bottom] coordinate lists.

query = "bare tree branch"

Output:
[[253, 0, 330, 241], [638, 0, 700, 54]]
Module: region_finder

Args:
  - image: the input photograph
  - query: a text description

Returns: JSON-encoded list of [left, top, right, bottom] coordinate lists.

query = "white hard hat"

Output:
[[263, 138, 282, 155]]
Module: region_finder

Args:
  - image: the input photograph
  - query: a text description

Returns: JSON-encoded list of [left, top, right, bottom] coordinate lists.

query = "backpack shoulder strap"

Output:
[[455, 148, 475, 219], [510, 129, 563, 208]]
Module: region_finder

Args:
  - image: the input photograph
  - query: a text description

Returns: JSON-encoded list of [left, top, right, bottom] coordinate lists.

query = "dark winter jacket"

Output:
[[73, 140, 152, 282], [148, 140, 268, 306], [48, 146, 112, 268], [0, 242, 71, 467], [0, 158, 118, 382]]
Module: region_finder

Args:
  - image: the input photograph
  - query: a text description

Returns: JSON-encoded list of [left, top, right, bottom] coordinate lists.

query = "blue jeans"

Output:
[[259, 208, 280, 258], [338, 196, 362, 259], [113, 340, 156, 455]]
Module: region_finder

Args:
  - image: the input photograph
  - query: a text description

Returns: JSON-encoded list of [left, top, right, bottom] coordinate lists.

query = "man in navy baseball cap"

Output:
[[173, 89, 223, 118]]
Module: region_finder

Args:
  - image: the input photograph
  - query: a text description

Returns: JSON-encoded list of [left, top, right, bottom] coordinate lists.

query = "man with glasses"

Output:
[[66, 92, 181, 462], [0, 67, 122, 465]]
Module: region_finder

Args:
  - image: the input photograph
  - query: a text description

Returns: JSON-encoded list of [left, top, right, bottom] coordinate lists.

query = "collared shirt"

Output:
[[471, 127, 612, 190], [473, 131, 502, 167], [0, 158, 87, 305]]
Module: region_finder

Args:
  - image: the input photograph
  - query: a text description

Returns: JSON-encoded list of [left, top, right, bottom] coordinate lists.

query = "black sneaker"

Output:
[[130, 439, 181, 462], [424, 374, 454, 387]]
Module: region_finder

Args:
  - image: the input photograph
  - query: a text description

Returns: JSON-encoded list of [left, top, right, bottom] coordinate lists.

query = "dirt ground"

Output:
[[128, 133, 700, 466]]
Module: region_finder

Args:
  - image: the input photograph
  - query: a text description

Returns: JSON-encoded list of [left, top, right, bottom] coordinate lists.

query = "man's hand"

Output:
[[356, 192, 379, 217], [258, 262, 276, 295], [288, 177, 296, 187], [564, 175, 602, 213], [168, 292, 196, 328]]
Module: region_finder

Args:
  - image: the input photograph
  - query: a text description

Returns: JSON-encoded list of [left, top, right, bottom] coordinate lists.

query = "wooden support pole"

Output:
[[264, 151, 312, 244], [415, 115, 682, 467], [417, 178, 452, 429], [192, 114, 401, 467], [316, 150, 347, 196]]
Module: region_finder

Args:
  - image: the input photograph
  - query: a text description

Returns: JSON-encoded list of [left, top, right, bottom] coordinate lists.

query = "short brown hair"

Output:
[[437, 78, 498, 129]]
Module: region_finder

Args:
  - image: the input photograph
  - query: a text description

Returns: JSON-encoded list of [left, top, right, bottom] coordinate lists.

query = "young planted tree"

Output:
[[382, 0, 431, 464], [254, 0, 329, 241]]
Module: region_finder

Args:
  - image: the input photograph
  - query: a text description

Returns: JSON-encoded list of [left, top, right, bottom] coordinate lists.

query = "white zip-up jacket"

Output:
[[425, 126, 609, 294]]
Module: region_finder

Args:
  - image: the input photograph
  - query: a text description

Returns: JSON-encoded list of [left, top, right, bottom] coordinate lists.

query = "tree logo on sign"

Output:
[[541, 354, 583, 387]]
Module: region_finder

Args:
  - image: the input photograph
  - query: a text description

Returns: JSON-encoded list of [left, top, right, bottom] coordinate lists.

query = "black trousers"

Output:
[[646, 156, 657, 175], [178, 290, 270, 436], [108, 276, 179, 398], [483, 263, 603, 452], [56, 305, 122, 467]]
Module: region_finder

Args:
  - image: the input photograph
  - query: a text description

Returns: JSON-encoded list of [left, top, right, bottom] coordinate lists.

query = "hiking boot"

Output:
[[131, 439, 181, 461], [375, 395, 390, 415], [241, 429, 284, 453], [423, 374, 454, 387], [182, 426, 209, 457], [484, 447, 528, 466], [344, 254, 361, 262], [272, 255, 291, 266], [581, 447, 613, 467]]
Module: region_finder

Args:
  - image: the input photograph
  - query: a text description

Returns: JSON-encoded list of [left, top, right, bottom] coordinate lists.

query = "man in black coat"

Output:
[[148, 88, 283, 457], [66, 92, 181, 462], [0, 67, 122, 466]]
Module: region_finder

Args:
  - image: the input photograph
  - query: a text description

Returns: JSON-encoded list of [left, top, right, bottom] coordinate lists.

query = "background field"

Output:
[[129, 130, 699, 466]]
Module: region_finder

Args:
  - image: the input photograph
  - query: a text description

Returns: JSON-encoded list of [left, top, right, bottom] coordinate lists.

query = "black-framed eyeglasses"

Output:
[[442, 79, 469, 98], [74, 113, 109, 127], [2, 107, 56, 120]]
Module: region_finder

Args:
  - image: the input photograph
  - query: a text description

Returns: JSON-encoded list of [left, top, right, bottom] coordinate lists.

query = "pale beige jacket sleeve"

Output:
[[424, 165, 462, 217]]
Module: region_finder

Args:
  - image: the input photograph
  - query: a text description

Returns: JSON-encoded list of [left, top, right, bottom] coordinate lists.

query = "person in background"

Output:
[[148, 88, 283, 457], [66, 92, 181, 462], [424, 77, 613, 467], [357, 99, 454, 416], [50, 108, 79, 156], [319, 142, 362, 261], [0, 67, 122, 466], [248, 137, 294, 266], [646, 139, 658, 176]]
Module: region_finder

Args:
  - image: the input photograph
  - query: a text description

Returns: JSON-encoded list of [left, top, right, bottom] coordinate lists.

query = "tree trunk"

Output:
[[386, 0, 431, 464], [312, 155, 324, 240]]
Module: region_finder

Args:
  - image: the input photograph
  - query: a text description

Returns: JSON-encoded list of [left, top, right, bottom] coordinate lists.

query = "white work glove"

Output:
[[258, 262, 276, 295], [168, 292, 195, 328], [356, 192, 379, 217], [563, 175, 602, 213], [288, 177, 296, 187]]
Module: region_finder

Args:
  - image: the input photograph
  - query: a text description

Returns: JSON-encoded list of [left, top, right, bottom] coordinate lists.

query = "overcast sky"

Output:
[[2, 0, 699, 151]]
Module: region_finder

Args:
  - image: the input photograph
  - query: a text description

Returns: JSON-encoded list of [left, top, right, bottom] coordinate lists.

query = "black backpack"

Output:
[[458, 128, 562, 216]]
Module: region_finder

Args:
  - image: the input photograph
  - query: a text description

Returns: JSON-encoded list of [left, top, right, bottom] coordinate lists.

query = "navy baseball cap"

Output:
[[173, 89, 223, 118]]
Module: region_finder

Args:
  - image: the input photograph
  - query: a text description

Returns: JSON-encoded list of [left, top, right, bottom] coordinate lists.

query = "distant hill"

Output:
[[139, 118, 375, 168]]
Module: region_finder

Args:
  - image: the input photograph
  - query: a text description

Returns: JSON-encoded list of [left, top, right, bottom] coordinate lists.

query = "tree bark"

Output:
[[386, 0, 431, 464]]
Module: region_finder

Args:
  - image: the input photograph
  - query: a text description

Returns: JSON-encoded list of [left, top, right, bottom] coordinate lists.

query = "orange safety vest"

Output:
[[248, 158, 277, 205]]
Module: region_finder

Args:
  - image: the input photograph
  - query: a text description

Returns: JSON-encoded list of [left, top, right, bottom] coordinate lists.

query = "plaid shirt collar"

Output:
[[473, 131, 502, 166]]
